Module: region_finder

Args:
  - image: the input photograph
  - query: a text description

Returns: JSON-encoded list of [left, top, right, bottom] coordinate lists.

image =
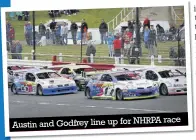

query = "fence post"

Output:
[[150, 55, 155, 66], [158, 55, 162, 63], [90, 53, 94, 63], [59, 53, 62, 62], [116, 17, 118, 26]]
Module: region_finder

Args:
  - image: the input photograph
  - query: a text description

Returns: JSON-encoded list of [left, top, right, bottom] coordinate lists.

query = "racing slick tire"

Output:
[[160, 84, 168, 96], [75, 81, 82, 91], [11, 84, 18, 94], [116, 89, 123, 100], [37, 85, 43, 96], [85, 87, 92, 99]]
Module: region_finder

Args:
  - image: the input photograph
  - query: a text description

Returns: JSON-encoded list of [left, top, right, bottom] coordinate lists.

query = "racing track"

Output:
[[8, 89, 187, 118]]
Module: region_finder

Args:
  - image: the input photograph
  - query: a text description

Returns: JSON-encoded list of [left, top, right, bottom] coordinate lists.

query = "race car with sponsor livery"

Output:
[[133, 68, 187, 95], [47, 64, 96, 91], [10, 69, 77, 95], [84, 71, 159, 100]]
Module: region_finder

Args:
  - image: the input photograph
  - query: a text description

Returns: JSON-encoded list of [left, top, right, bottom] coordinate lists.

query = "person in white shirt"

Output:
[[61, 22, 69, 45]]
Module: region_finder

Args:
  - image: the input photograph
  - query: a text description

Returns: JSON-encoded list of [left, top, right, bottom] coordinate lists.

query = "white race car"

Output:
[[133, 68, 187, 95], [10, 69, 77, 95]]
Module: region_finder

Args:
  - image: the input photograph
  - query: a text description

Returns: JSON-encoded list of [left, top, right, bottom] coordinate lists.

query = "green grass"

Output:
[[8, 41, 182, 66], [6, 9, 122, 40]]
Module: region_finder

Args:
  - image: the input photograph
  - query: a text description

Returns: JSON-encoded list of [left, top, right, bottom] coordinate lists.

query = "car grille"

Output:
[[137, 87, 144, 89], [57, 85, 63, 87], [64, 84, 69, 86]]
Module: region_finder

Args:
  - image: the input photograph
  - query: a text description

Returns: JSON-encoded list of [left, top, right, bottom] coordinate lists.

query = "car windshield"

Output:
[[158, 70, 183, 78], [37, 72, 61, 79], [114, 74, 137, 81]]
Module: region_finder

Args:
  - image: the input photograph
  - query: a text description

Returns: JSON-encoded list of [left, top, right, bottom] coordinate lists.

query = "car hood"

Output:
[[117, 79, 154, 88], [38, 77, 74, 85]]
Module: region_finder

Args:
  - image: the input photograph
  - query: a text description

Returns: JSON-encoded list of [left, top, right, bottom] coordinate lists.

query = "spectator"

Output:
[[86, 41, 96, 63], [11, 41, 17, 59], [156, 24, 165, 35], [46, 29, 50, 45], [15, 40, 22, 59], [144, 26, 150, 49], [128, 20, 134, 33], [9, 26, 15, 45], [48, 10, 54, 18], [61, 22, 69, 45], [143, 17, 150, 29], [123, 28, 132, 56], [99, 19, 108, 44], [120, 32, 125, 55], [148, 25, 157, 57], [70, 21, 78, 44], [113, 34, 121, 58], [49, 18, 57, 44], [81, 19, 88, 44], [23, 11, 30, 21], [169, 24, 176, 41], [55, 25, 61, 45], [16, 12, 23, 21], [6, 21, 11, 43], [107, 32, 114, 57], [86, 32, 92, 45], [39, 22, 46, 36], [25, 21, 33, 46]]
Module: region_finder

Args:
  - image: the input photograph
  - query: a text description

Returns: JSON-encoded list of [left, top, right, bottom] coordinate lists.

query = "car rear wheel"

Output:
[[116, 89, 123, 100], [11, 84, 18, 94], [37, 85, 43, 96], [160, 84, 168, 95], [86, 88, 92, 99]]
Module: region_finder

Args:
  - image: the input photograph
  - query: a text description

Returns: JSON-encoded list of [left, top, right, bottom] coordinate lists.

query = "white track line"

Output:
[[56, 104, 70, 106], [38, 102, 50, 105]]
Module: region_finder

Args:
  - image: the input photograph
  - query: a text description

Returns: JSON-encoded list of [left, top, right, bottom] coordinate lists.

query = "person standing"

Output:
[[11, 41, 17, 59], [70, 21, 78, 44], [143, 17, 150, 29], [107, 32, 114, 57], [50, 18, 57, 44], [148, 25, 157, 57], [9, 26, 15, 45], [15, 40, 23, 59], [25, 21, 33, 46], [113, 34, 121, 58], [6, 21, 11, 43], [99, 19, 108, 44], [123, 28, 132, 56], [81, 19, 88, 44], [61, 22, 69, 45], [39, 22, 46, 36], [86, 41, 96, 63], [144, 26, 150, 49]]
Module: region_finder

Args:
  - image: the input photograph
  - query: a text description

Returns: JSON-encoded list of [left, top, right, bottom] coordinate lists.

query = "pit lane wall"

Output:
[[7, 59, 186, 72]]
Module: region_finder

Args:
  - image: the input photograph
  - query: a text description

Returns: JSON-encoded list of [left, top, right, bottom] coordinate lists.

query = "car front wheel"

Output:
[[86, 88, 92, 99], [37, 85, 43, 96], [116, 89, 123, 100], [11, 84, 18, 94], [160, 84, 168, 95]]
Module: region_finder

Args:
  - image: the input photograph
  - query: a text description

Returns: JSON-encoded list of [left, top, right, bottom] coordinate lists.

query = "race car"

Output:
[[84, 71, 159, 100], [10, 69, 77, 95], [47, 64, 96, 91], [133, 68, 187, 95]]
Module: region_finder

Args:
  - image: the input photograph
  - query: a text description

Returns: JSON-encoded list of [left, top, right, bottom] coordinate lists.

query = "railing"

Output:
[[7, 53, 186, 66], [171, 6, 183, 25], [107, 8, 135, 32]]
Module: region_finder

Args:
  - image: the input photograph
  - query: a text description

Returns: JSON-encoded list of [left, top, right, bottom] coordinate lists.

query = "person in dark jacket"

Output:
[[99, 19, 108, 44], [15, 40, 22, 59], [148, 25, 157, 57], [128, 20, 134, 33], [81, 19, 88, 44], [39, 22, 46, 36], [86, 41, 96, 63], [70, 21, 78, 44], [11, 41, 17, 59], [50, 19, 57, 44]]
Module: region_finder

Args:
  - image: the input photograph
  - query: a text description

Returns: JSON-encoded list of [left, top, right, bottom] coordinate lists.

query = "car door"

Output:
[[20, 73, 37, 94], [99, 74, 114, 96]]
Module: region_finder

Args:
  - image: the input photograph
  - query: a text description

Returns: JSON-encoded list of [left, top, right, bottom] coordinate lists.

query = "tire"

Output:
[[11, 84, 18, 94], [104, 87, 108, 95], [37, 85, 43, 96], [160, 84, 168, 96], [116, 89, 123, 100], [86, 88, 92, 99]]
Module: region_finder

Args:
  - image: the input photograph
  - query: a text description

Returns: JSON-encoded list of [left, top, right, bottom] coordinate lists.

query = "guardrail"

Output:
[[107, 8, 135, 31], [171, 6, 183, 25]]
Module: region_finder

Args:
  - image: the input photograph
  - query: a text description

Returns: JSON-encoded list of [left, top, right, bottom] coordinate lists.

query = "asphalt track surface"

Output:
[[8, 89, 188, 118]]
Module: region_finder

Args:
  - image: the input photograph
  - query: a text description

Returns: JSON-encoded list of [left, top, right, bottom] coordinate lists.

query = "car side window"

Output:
[[146, 70, 158, 81], [61, 68, 71, 74], [26, 73, 36, 82], [100, 74, 113, 82]]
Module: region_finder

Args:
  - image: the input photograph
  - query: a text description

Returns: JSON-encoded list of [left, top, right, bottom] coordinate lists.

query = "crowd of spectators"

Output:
[[48, 10, 79, 18]]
